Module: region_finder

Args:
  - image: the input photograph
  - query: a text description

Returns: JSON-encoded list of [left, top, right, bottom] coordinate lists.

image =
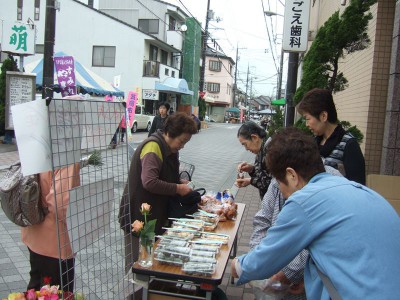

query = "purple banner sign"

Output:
[[54, 56, 77, 97]]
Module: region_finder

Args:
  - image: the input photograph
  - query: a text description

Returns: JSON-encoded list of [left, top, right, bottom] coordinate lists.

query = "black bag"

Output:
[[169, 188, 206, 219]]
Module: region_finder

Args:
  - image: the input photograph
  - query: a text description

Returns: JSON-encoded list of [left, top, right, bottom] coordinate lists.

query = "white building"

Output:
[[0, 0, 192, 113]]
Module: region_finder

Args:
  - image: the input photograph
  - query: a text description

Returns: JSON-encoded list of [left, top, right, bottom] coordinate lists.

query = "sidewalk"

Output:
[[0, 136, 262, 299]]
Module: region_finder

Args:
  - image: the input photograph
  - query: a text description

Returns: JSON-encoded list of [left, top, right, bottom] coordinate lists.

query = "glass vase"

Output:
[[138, 236, 155, 268]]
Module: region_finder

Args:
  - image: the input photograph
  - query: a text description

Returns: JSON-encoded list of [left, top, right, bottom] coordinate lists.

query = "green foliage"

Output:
[[294, 117, 364, 145], [294, 0, 377, 104], [0, 56, 19, 136], [198, 97, 206, 120], [267, 107, 284, 137], [87, 149, 103, 167]]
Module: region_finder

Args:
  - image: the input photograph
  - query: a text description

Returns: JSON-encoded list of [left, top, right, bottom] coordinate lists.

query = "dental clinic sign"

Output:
[[282, 0, 311, 52], [1, 21, 35, 55]]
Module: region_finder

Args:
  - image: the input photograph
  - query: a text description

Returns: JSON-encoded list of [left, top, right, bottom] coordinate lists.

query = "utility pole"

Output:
[[42, 0, 57, 100], [284, 52, 299, 127], [277, 48, 284, 100], [232, 44, 239, 107], [199, 0, 211, 93]]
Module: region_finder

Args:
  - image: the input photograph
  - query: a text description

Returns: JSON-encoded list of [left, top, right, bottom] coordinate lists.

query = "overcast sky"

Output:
[[166, 0, 286, 97]]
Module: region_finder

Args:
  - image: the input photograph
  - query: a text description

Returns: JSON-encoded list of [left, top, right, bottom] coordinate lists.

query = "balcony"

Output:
[[143, 60, 160, 77]]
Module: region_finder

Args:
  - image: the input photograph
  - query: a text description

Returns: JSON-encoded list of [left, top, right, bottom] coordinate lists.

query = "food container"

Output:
[[162, 227, 197, 240], [191, 244, 220, 254], [200, 232, 229, 244], [182, 262, 216, 277]]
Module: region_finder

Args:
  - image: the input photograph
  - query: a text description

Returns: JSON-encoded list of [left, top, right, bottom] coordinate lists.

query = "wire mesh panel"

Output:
[[47, 98, 132, 299]]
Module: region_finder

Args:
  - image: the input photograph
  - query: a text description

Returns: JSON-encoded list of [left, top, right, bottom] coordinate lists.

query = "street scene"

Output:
[[0, 123, 260, 299], [1, 0, 400, 299]]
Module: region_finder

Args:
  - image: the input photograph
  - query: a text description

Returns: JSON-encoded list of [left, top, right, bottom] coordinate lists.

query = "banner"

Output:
[[125, 91, 138, 142], [54, 56, 77, 97], [104, 95, 114, 102]]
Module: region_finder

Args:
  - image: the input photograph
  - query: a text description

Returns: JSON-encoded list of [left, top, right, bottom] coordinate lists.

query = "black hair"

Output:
[[237, 121, 267, 140]]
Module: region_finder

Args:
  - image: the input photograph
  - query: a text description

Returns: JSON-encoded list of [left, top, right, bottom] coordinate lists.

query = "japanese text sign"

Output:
[[54, 56, 77, 97], [1, 21, 35, 55], [142, 89, 159, 100], [126, 91, 138, 128], [282, 0, 311, 52]]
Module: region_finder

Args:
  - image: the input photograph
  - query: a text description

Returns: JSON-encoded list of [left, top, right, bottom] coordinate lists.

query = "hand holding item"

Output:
[[235, 177, 251, 188], [238, 162, 254, 173], [176, 183, 194, 196], [231, 258, 239, 278]]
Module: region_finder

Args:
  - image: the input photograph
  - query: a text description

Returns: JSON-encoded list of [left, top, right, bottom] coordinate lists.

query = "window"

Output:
[[229, 64, 232, 74], [169, 16, 176, 31], [149, 45, 158, 61], [161, 50, 168, 65], [165, 68, 169, 76], [171, 70, 175, 77], [92, 46, 116, 67], [35, 44, 44, 54], [138, 19, 159, 34], [34, 0, 40, 20], [206, 82, 220, 93], [17, 0, 23, 20], [209, 60, 221, 72], [227, 84, 231, 95]]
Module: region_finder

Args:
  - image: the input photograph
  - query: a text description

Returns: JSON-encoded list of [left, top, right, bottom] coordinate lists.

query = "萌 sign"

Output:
[[1, 21, 35, 55], [282, 0, 311, 52]]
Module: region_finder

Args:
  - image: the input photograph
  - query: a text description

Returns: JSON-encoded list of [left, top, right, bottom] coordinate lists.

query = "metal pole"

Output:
[[277, 48, 284, 100], [42, 0, 56, 99], [232, 44, 239, 106], [284, 52, 299, 127], [199, 0, 211, 93]]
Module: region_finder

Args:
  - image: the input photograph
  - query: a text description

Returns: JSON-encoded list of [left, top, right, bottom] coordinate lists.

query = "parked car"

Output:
[[131, 105, 155, 133]]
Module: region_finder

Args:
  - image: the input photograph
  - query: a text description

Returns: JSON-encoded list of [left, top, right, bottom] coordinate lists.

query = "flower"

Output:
[[3, 286, 85, 300], [132, 203, 157, 247]]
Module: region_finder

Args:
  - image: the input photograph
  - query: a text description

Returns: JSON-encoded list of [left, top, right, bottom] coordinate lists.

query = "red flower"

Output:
[[43, 276, 52, 285]]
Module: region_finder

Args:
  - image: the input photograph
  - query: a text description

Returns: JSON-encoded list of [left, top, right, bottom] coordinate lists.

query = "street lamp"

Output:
[[264, 11, 284, 101]]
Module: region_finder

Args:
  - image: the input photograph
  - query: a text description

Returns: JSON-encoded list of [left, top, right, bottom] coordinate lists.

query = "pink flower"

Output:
[[132, 220, 144, 233], [25, 289, 37, 300], [141, 203, 151, 214], [49, 285, 59, 294]]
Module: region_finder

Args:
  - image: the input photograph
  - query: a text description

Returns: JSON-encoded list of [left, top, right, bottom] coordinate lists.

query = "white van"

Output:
[[131, 105, 155, 133]]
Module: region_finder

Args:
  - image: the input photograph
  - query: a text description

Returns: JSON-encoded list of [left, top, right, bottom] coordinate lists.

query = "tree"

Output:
[[294, 0, 377, 104], [267, 107, 284, 137], [198, 96, 206, 121], [0, 55, 19, 136]]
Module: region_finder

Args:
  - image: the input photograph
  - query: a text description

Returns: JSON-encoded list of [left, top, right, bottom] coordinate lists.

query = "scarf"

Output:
[[317, 124, 346, 158]]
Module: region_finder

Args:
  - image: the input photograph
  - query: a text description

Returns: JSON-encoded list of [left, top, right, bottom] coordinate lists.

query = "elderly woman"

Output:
[[297, 88, 365, 184], [119, 112, 198, 272], [236, 121, 272, 199]]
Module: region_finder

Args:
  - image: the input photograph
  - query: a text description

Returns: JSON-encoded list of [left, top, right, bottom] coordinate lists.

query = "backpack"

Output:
[[0, 161, 48, 227]]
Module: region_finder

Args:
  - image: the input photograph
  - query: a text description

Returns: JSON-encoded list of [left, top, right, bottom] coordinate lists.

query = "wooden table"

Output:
[[132, 203, 245, 300]]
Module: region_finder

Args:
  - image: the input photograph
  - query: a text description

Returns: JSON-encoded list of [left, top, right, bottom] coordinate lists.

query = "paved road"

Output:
[[0, 123, 259, 299]]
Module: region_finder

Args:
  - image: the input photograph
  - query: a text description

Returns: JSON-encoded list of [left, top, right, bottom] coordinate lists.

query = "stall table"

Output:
[[132, 203, 245, 300]]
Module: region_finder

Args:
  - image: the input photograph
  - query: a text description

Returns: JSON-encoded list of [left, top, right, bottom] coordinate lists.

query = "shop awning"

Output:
[[155, 78, 194, 95], [24, 52, 124, 97], [226, 107, 241, 113], [271, 98, 286, 106]]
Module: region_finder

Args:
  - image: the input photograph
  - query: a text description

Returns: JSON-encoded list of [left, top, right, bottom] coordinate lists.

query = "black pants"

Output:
[[27, 248, 75, 292]]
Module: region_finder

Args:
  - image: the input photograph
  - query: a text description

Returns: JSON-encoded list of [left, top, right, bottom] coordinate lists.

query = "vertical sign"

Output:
[[125, 91, 138, 142], [1, 21, 35, 55], [282, 0, 311, 52], [54, 56, 77, 97], [5, 72, 36, 130]]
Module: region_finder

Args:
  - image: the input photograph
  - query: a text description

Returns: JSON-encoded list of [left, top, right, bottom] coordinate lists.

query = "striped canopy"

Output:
[[24, 52, 124, 97]]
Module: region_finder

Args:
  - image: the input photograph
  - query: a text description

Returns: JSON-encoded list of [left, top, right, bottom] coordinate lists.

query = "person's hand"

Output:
[[231, 258, 239, 278], [180, 179, 189, 184], [176, 183, 193, 196], [270, 271, 304, 295], [238, 162, 254, 173], [270, 271, 291, 285], [235, 177, 251, 188]]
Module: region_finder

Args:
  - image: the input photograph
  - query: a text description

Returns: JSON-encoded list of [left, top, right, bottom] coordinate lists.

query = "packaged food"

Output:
[[200, 232, 229, 244], [162, 227, 196, 240], [190, 249, 216, 258], [191, 244, 220, 254], [182, 262, 216, 277]]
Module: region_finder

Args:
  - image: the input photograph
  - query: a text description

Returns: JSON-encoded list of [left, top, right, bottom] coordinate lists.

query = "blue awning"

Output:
[[155, 78, 194, 95], [24, 52, 125, 97]]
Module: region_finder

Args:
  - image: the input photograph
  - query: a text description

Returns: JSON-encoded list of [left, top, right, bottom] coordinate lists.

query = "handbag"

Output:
[[0, 161, 48, 227], [169, 188, 206, 219]]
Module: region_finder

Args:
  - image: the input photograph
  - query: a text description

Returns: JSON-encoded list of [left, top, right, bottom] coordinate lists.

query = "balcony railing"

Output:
[[143, 60, 160, 77]]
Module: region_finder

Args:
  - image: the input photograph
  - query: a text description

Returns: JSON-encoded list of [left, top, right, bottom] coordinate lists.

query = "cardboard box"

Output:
[[367, 174, 400, 215]]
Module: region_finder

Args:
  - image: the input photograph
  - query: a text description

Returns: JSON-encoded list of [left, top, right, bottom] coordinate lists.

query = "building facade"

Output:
[[306, 0, 399, 175]]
